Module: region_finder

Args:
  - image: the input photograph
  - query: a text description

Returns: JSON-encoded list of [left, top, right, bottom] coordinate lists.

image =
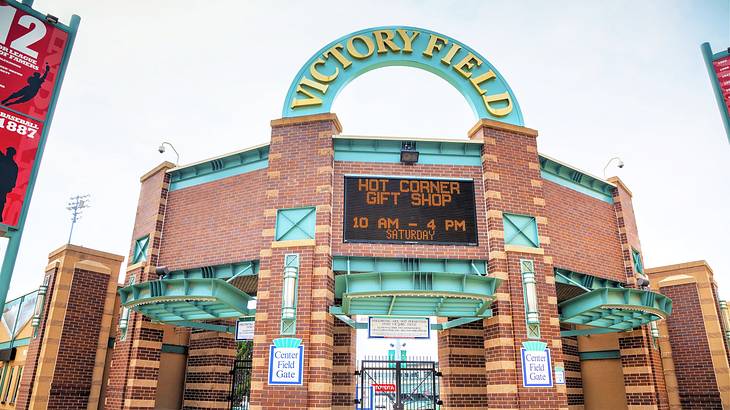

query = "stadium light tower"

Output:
[[66, 194, 91, 244]]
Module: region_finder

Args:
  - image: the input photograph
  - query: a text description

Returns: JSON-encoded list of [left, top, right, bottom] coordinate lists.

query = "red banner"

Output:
[[0, 2, 69, 227], [712, 55, 730, 116]]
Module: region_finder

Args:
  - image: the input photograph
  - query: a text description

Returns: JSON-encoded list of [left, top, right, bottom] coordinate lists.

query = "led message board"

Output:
[[343, 176, 477, 245]]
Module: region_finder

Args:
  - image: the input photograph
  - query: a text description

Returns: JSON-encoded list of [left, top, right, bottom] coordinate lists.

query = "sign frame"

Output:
[[235, 319, 254, 341], [367, 316, 431, 340], [268, 344, 304, 386], [701, 42, 730, 143], [343, 174, 479, 246], [0, 0, 80, 322], [520, 347, 553, 388]]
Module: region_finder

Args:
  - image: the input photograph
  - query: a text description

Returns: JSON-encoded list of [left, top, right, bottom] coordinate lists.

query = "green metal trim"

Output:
[[559, 287, 672, 331], [107, 338, 115, 348], [333, 138, 483, 166], [161, 343, 188, 354], [333, 256, 487, 276], [432, 316, 484, 330], [275, 208, 316, 241], [166, 261, 258, 280], [132, 235, 149, 264], [554, 268, 624, 291], [168, 145, 269, 191], [334, 271, 500, 317], [119, 278, 255, 323], [701, 42, 730, 143], [632, 248, 644, 275], [560, 327, 624, 337], [164, 320, 235, 333], [503, 214, 539, 247], [579, 350, 620, 360], [539, 156, 614, 203], [0, 337, 29, 350]]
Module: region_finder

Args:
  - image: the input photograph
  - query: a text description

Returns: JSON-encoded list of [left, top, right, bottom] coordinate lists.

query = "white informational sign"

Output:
[[268, 345, 304, 385], [368, 317, 430, 339], [235, 320, 255, 341], [555, 366, 565, 384], [521, 347, 553, 387]]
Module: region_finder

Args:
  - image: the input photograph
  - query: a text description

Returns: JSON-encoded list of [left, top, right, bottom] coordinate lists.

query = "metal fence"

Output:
[[229, 359, 252, 410], [357, 358, 441, 410]]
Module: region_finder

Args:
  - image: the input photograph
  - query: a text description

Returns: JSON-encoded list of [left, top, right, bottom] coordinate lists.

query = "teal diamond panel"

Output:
[[132, 235, 149, 264], [632, 248, 644, 274], [503, 213, 539, 247], [276, 207, 316, 241]]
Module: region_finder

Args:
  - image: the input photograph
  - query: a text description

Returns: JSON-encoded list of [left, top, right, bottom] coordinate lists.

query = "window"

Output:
[[132, 235, 149, 264], [10, 366, 21, 403], [275, 207, 316, 241], [632, 248, 643, 275], [3, 367, 14, 403], [503, 213, 539, 248]]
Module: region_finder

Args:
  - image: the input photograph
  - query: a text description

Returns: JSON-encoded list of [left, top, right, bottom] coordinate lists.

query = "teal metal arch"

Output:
[[283, 26, 524, 125]]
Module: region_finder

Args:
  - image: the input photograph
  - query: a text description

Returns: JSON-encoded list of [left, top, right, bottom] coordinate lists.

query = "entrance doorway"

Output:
[[356, 360, 441, 410]]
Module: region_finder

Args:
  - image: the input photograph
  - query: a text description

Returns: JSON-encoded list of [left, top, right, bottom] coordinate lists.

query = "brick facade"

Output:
[[16, 245, 123, 410]]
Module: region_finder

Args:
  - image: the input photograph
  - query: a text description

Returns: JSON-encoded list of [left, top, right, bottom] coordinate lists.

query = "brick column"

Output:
[[332, 316, 355, 409], [469, 119, 568, 409], [649, 261, 730, 409], [609, 177, 669, 409], [15, 245, 123, 410], [248, 114, 340, 410], [105, 162, 175, 410], [438, 320, 488, 409], [183, 329, 237, 409], [560, 325, 583, 408]]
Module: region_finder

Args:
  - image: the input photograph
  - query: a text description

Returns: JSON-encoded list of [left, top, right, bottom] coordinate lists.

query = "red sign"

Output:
[[712, 55, 730, 117], [373, 383, 396, 393], [0, 2, 69, 227]]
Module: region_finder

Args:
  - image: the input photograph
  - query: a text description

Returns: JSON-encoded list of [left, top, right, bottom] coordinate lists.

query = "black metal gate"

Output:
[[357, 360, 441, 410], [229, 359, 252, 410]]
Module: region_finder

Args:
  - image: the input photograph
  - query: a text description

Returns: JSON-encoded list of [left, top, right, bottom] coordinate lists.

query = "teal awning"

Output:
[[333, 272, 501, 317], [559, 287, 672, 331], [119, 278, 255, 323]]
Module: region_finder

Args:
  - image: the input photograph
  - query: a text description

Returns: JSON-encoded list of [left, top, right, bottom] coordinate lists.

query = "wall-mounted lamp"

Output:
[[400, 141, 419, 165], [155, 266, 171, 279], [31, 278, 49, 338], [281, 254, 300, 335], [521, 260, 540, 326]]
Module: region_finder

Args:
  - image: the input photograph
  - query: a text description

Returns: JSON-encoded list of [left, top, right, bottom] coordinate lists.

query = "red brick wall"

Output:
[[543, 180, 625, 282], [159, 169, 267, 270], [332, 162, 489, 259], [662, 283, 723, 409], [438, 321, 488, 409], [46, 268, 109, 409]]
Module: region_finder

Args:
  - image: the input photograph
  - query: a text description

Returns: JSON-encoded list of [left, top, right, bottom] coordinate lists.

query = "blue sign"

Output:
[[520, 341, 553, 388], [268, 338, 304, 385]]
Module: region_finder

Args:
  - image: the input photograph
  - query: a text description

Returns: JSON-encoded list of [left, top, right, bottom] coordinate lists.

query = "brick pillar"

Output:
[[469, 119, 568, 409], [248, 114, 340, 410], [105, 162, 175, 410], [332, 316, 356, 409], [15, 244, 123, 410], [609, 177, 669, 409], [183, 329, 237, 409], [560, 325, 583, 408], [438, 320, 488, 409], [648, 261, 730, 409]]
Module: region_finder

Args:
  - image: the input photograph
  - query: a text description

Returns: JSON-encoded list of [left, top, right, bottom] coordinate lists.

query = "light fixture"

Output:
[[158, 141, 180, 164], [400, 141, 419, 165], [521, 259, 540, 325], [280, 254, 300, 335], [45, 14, 59, 24], [31, 278, 49, 337], [603, 156, 624, 178], [155, 266, 170, 279]]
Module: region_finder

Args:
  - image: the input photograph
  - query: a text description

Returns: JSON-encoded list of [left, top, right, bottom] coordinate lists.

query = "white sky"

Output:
[[1, 0, 729, 320]]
